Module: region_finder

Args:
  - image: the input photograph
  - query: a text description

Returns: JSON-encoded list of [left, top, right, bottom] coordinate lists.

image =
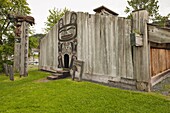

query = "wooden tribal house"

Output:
[[39, 6, 170, 91]]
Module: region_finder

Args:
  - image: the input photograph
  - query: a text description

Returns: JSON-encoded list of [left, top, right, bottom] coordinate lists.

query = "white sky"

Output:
[[27, 0, 170, 34]]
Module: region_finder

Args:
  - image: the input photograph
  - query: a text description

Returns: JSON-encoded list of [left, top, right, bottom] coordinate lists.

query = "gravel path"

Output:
[[152, 77, 170, 96]]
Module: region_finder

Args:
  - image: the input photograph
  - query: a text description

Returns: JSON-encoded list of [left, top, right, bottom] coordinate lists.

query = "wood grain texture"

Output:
[[20, 22, 29, 76], [132, 10, 150, 82], [148, 25, 170, 43], [150, 48, 170, 77], [40, 11, 134, 81]]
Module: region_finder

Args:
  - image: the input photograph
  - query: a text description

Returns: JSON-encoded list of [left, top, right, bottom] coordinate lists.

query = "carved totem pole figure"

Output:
[[58, 12, 78, 68], [12, 15, 34, 77]]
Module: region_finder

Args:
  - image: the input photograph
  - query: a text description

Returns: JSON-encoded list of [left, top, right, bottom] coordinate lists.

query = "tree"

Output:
[[44, 7, 69, 33], [29, 33, 45, 63], [0, 0, 30, 42], [153, 13, 170, 27], [0, 0, 30, 72], [166, 14, 170, 27], [125, 0, 159, 20], [29, 33, 45, 54]]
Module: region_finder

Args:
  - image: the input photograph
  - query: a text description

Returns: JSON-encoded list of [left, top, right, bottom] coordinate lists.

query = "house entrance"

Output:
[[64, 54, 69, 68]]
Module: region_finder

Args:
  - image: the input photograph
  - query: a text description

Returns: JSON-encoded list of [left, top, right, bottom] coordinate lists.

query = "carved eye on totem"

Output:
[[70, 12, 77, 24], [58, 18, 64, 28]]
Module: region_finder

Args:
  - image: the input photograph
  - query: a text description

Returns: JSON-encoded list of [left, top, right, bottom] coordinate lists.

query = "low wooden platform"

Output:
[[47, 69, 70, 80]]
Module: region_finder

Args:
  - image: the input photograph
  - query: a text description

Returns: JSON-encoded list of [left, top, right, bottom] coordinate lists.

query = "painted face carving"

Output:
[[58, 12, 77, 42]]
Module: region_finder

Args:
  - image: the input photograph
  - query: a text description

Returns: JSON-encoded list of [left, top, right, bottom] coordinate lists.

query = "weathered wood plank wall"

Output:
[[148, 23, 170, 86], [76, 12, 133, 81], [39, 12, 72, 72], [40, 11, 134, 82], [132, 10, 150, 91], [150, 48, 170, 76], [148, 25, 170, 43], [39, 24, 59, 71], [39, 10, 170, 90]]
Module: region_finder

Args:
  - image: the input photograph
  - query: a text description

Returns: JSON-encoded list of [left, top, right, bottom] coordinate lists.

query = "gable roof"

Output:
[[93, 6, 119, 16]]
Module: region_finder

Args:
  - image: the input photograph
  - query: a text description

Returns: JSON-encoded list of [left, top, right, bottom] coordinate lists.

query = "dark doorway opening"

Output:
[[64, 54, 69, 68]]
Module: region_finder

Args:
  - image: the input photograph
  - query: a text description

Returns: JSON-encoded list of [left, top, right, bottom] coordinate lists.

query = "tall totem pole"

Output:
[[10, 15, 34, 77]]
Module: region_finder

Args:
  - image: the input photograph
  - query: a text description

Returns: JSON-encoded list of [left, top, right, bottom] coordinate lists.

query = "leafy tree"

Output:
[[125, 0, 159, 20], [44, 7, 69, 33], [0, 0, 30, 72], [29, 34, 44, 51], [29, 34, 44, 56], [0, 0, 30, 42], [166, 14, 170, 27], [28, 33, 45, 62], [153, 13, 170, 27]]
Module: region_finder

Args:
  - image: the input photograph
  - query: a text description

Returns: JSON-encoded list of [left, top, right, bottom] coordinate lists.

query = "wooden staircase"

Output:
[[47, 69, 70, 80]]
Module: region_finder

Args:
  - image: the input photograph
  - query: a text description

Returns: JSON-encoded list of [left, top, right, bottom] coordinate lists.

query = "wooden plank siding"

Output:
[[39, 9, 170, 91], [76, 12, 134, 80], [150, 48, 170, 77], [132, 10, 151, 91], [40, 11, 134, 83], [148, 25, 170, 43], [132, 10, 150, 82]]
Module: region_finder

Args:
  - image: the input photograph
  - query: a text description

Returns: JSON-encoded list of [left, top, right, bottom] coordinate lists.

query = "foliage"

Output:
[[29, 33, 44, 56], [29, 36, 38, 56], [0, 68, 170, 112], [0, 0, 30, 72], [125, 0, 159, 20], [44, 7, 69, 33], [153, 13, 170, 27], [125, 0, 170, 27], [29, 34, 43, 50]]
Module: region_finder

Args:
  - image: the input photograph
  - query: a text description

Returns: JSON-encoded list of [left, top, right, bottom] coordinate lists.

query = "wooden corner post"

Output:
[[132, 10, 151, 91]]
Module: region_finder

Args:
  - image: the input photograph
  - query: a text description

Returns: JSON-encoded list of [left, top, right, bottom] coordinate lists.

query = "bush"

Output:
[[5, 60, 13, 65], [0, 64, 3, 73]]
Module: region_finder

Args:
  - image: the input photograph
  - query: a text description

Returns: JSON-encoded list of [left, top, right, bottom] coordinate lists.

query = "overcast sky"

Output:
[[27, 0, 170, 34]]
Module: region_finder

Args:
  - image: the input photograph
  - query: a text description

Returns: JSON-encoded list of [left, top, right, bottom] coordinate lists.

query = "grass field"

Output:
[[0, 66, 170, 113]]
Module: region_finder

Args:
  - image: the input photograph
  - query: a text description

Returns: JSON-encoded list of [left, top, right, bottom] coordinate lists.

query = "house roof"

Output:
[[147, 23, 170, 32], [93, 6, 119, 16], [132, 8, 146, 12]]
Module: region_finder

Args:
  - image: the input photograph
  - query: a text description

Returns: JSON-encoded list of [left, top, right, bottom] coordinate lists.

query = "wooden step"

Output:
[[56, 70, 70, 74], [47, 70, 70, 80], [47, 74, 69, 80], [52, 73, 63, 76], [56, 70, 70, 77], [47, 75, 59, 80]]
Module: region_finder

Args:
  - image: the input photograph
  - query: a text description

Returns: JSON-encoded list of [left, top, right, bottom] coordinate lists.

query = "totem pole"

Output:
[[9, 15, 34, 77], [19, 20, 29, 76]]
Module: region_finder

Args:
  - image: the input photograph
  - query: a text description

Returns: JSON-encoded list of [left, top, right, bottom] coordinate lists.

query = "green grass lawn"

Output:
[[0, 67, 170, 113]]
